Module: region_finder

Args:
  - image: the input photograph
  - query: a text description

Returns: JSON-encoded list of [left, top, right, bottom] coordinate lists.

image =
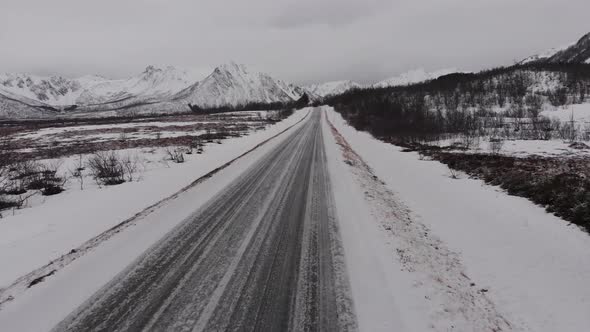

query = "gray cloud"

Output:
[[270, 0, 391, 28], [0, 0, 589, 85]]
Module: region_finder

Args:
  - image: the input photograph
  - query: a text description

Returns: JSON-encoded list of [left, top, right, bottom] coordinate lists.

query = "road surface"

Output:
[[53, 111, 357, 332]]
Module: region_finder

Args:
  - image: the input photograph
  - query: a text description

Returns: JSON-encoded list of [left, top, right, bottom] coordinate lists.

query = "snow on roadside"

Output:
[[0, 109, 308, 290], [322, 111, 511, 332], [324, 106, 590, 332]]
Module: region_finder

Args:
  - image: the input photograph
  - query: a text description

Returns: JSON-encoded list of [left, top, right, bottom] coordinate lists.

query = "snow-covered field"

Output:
[[0, 109, 308, 291], [324, 106, 590, 332], [4, 111, 274, 153], [11, 110, 272, 141], [541, 102, 590, 123], [433, 137, 590, 157], [422, 103, 590, 157], [12, 121, 212, 139]]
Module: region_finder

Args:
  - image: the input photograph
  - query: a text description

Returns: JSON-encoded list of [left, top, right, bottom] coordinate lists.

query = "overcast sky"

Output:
[[0, 0, 588, 85]]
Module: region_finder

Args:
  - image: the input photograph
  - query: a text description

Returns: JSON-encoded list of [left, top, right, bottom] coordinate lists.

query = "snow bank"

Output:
[[324, 112, 509, 331], [322, 113, 406, 331], [324, 106, 590, 332]]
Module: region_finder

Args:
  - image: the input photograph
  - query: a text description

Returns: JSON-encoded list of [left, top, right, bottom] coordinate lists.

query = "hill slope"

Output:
[[521, 32, 590, 64], [374, 68, 458, 88]]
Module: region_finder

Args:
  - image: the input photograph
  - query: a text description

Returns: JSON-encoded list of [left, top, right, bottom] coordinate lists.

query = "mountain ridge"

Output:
[[304, 80, 361, 98], [373, 68, 459, 88], [520, 32, 590, 65], [0, 63, 304, 118]]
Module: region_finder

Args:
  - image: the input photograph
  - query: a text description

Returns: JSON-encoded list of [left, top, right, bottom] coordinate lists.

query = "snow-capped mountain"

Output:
[[547, 32, 590, 64], [374, 68, 458, 88], [304, 80, 361, 97], [521, 32, 590, 64], [0, 62, 306, 119], [0, 66, 206, 109], [77, 66, 205, 105], [519, 45, 573, 65], [177, 62, 302, 108], [0, 73, 93, 106], [0, 90, 52, 119]]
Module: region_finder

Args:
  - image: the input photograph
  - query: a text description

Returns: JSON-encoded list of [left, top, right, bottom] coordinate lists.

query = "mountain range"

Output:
[[0, 62, 308, 119], [302, 68, 461, 98], [0, 63, 454, 119], [2, 31, 590, 119]]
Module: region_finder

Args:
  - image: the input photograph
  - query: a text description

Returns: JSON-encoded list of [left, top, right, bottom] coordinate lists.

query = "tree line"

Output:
[[324, 63, 590, 142]]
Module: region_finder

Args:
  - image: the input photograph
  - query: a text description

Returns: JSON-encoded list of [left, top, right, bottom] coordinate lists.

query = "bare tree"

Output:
[[525, 94, 544, 138], [121, 153, 141, 182], [70, 154, 86, 190]]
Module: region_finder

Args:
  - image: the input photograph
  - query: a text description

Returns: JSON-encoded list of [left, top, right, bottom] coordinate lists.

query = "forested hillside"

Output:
[[326, 64, 590, 141]]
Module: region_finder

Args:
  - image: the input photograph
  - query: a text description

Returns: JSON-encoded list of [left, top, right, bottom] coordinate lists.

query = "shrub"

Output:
[[165, 148, 185, 163], [189, 137, 203, 155], [27, 161, 66, 196], [1, 159, 66, 198], [87, 151, 128, 186], [0, 199, 20, 211], [121, 154, 140, 182], [41, 183, 65, 196]]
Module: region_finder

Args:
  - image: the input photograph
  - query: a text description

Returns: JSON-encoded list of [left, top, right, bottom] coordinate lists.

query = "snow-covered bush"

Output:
[[23, 161, 66, 196], [87, 151, 138, 186], [165, 148, 185, 163]]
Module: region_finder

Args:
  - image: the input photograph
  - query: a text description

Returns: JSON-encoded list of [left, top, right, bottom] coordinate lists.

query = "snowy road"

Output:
[[52, 111, 357, 331]]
